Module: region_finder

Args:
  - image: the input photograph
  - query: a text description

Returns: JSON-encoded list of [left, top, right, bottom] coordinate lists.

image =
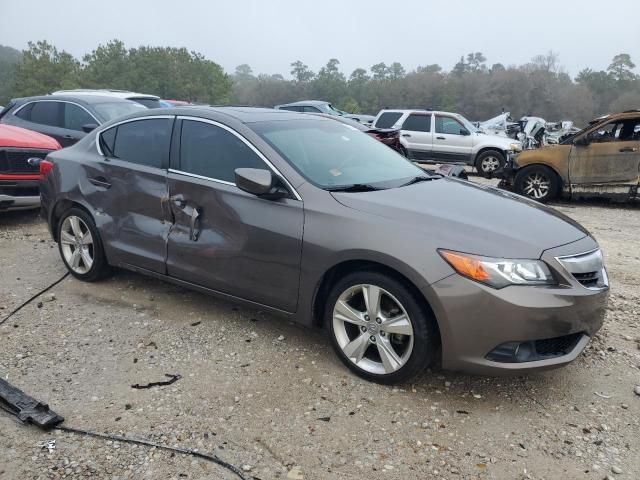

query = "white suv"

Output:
[[373, 109, 521, 175], [52, 89, 163, 109]]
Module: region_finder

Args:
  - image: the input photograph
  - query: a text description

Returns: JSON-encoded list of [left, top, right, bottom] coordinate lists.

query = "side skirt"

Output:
[[118, 262, 295, 318]]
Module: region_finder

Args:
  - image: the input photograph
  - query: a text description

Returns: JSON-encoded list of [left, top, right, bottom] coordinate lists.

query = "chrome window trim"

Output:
[[95, 115, 176, 156], [175, 116, 302, 201], [168, 169, 235, 187], [13, 99, 100, 127]]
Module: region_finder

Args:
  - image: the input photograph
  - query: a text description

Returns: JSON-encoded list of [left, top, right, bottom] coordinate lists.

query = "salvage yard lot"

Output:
[[1, 180, 639, 480]]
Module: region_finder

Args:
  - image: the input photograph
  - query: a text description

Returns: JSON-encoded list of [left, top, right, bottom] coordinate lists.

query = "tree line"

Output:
[[1, 40, 638, 125]]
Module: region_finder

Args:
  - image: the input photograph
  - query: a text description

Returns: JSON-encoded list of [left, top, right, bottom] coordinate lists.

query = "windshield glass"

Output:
[[455, 114, 479, 133], [252, 119, 427, 189], [93, 102, 147, 122]]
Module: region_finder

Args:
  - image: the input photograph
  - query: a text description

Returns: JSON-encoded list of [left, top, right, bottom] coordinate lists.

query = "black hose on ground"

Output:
[[0, 272, 69, 326], [54, 425, 251, 480]]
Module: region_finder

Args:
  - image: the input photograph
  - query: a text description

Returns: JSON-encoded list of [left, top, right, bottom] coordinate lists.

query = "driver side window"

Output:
[[588, 122, 621, 143], [435, 116, 465, 135]]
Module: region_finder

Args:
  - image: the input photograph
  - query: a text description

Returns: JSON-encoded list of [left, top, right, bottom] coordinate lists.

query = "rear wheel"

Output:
[[57, 208, 111, 281], [475, 150, 505, 177], [326, 270, 437, 384], [514, 165, 559, 203]]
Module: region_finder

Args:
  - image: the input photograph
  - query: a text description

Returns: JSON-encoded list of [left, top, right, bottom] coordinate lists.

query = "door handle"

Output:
[[402, 133, 411, 138], [619, 147, 638, 152], [170, 194, 186, 208], [436, 136, 446, 140], [189, 207, 201, 241], [88, 177, 111, 189]]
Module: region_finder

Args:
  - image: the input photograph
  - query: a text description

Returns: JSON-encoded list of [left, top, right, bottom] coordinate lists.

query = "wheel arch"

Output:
[[473, 147, 506, 165], [516, 162, 565, 191], [50, 198, 95, 242], [311, 259, 442, 346]]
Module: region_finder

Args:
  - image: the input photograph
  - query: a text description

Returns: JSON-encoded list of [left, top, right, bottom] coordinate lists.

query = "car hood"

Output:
[[331, 178, 589, 259], [515, 144, 571, 166], [477, 132, 518, 147], [0, 124, 61, 150]]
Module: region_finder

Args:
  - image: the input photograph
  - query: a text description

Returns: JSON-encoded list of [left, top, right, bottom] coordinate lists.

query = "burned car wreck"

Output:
[[496, 110, 640, 203]]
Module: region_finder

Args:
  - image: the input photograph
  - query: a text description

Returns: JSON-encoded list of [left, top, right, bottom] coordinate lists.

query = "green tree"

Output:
[[370, 62, 390, 80], [607, 53, 636, 81], [466, 52, 486, 72], [81, 39, 129, 88], [0, 45, 22, 103], [389, 62, 406, 79], [11, 40, 80, 96], [290, 60, 314, 82]]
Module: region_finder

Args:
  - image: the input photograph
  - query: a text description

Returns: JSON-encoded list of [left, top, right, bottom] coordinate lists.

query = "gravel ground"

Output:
[[1, 183, 639, 480]]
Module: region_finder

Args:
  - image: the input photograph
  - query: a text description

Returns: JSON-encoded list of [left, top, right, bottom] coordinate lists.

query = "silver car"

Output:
[[39, 107, 608, 384]]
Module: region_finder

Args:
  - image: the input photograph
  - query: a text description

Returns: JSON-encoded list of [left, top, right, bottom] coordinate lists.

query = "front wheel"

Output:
[[57, 207, 111, 281], [475, 150, 505, 177], [514, 165, 559, 203], [326, 270, 438, 384]]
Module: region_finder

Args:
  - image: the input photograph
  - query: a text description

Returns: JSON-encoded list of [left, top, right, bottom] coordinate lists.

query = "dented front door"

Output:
[[568, 121, 640, 197]]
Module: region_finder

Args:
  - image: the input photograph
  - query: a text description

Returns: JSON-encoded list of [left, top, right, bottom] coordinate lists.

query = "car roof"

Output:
[[275, 100, 330, 107], [11, 94, 140, 106], [378, 109, 460, 116], [108, 106, 335, 125], [51, 89, 160, 100]]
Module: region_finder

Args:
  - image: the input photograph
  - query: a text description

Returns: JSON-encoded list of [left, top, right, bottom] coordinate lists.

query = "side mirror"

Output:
[[459, 128, 470, 136], [574, 136, 589, 146], [235, 168, 287, 199], [82, 123, 99, 133]]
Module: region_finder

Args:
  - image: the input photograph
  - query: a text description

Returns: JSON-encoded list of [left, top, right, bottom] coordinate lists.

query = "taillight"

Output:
[[39, 159, 54, 178]]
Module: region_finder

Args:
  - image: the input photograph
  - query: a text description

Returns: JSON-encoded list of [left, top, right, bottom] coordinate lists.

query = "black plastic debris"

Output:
[[0, 378, 64, 429], [131, 374, 181, 389]]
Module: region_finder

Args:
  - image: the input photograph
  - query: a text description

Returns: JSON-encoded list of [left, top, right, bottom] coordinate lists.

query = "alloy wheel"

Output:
[[332, 284, 414, 375], [60, 215, 94, 274], [523, 172, 551, 199], [480, 156, 501, 173]]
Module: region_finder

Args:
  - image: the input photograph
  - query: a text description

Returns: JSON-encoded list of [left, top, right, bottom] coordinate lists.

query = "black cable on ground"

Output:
[[54, 425, 251, 480], [0, 272, 69, 326]]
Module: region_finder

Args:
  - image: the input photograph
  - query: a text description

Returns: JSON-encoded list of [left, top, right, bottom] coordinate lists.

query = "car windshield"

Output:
[[455, 114, 479, 133], [252, 119, 429, 189], [93, 102, 147, 122]]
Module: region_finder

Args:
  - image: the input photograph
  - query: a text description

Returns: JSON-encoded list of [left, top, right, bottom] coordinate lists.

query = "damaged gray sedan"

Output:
[[39, 107, 608, 383]]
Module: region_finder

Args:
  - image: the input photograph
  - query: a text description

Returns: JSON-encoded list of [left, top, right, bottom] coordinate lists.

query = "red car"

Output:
[[0, 124, 60, 211]]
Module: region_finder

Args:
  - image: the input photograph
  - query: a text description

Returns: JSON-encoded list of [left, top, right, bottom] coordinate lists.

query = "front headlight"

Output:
[[439, 250, 555, 289], [509, 142, 522, 152]]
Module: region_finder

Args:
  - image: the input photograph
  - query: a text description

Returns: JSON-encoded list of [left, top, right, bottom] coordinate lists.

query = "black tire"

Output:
[[325, 270, 438, 384], [57, 207, 111, 282], [475, 150, 505, 178], [514, 165, 559, 203]]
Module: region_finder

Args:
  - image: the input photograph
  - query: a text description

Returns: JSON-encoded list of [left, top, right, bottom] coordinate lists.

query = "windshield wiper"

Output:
[[325, 183, 381, 192], [399, 175, 439, 187]]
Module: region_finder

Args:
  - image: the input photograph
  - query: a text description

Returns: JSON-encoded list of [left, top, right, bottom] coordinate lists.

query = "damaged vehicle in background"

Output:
[[40, 106, 608, 383], [0, 124, 60, 211], [305, 112, 407, 156], [275, 100, 375, 125], [374, 109, 521, 176], [498, 110, 640, 203]]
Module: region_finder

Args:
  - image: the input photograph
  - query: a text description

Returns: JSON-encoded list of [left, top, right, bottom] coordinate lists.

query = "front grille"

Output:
[[556, 249, 608, 290], [572, 271, 600, 288], [0, 149, 51, 174], [534, 333, 583, 357]]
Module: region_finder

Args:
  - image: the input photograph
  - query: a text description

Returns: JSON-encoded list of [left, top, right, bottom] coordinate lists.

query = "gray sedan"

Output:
[[39, 107, 608, 383]]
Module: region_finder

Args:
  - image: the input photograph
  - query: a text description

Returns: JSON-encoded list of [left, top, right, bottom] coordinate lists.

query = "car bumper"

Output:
[[494, 152, 519, 183], [0, 194, 40, 211], [424, 236, 609, 375]]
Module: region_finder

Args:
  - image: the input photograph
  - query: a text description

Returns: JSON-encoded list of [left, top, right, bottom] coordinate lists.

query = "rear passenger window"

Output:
[[375, 112, 403, 129], [303, 106, 321, 113], [281, 106, 303, 112], [23, 102, 63, 127], [111, 119, 172, 168], [63, 104, 96, 131], [99, 127, 117, 156], [402, 114, 431, 132], [179, 120, 265, 183]]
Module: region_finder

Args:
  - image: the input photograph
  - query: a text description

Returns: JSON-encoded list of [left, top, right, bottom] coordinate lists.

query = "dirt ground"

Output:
[[1, 181, 639, 480]]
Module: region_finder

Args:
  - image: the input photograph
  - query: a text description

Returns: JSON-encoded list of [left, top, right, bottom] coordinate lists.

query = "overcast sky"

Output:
[[1, 0, 639, 77]]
